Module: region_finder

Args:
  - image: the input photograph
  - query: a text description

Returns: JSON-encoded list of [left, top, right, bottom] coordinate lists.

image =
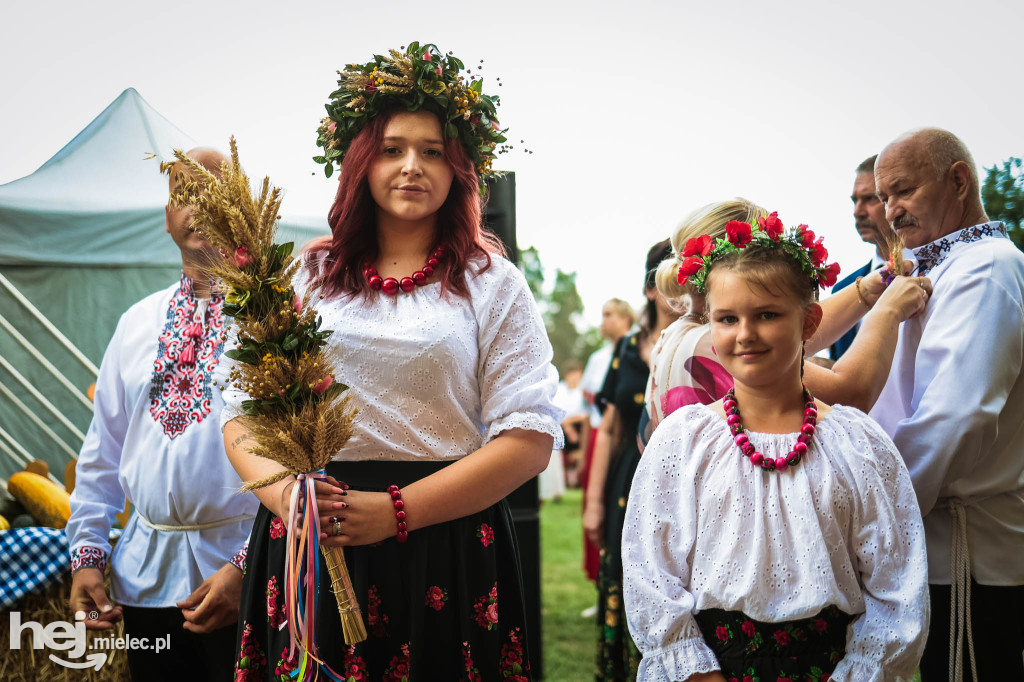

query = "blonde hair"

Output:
[[655, 198, 768, 299]]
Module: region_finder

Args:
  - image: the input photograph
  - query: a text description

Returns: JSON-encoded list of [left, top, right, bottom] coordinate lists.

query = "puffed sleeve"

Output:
[[623, 411, 721, 681], [831, 417, 929, 681], [473, 259, 564, 446], [66, 315, 131, 563]]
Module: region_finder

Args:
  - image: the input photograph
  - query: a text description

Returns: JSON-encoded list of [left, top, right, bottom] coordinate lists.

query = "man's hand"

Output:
[[177, 563, 243, 633], [69, 568, 123, 630]]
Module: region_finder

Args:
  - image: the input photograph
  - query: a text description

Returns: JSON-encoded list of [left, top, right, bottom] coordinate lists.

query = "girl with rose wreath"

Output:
[[621, 216, 930, 681]]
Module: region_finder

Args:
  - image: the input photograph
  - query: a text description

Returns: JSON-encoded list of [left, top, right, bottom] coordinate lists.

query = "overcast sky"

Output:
[[3, 0, 1022, 328]]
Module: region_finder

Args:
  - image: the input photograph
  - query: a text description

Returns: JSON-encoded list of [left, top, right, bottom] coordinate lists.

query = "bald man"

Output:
[[869, 129, 1024, 680], [67, 149, 257, 681]]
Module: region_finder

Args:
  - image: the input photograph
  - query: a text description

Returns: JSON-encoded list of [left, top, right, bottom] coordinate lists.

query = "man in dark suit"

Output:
[[829, 154, 896, 359]]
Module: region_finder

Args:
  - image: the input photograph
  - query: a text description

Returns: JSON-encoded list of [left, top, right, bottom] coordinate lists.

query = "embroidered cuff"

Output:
[[229, 540, 249, 571], [70, 546, 107, 573]]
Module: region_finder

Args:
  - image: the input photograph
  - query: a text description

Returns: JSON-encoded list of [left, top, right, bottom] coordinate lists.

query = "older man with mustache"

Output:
[[870, 128, 1024, 681]]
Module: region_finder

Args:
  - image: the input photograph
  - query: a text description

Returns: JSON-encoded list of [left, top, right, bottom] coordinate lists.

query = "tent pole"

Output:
[[0, 380, 79, 460], [0, 354, 86, 442], [0, 312, 93, 410], [0, 271, 100, 377]]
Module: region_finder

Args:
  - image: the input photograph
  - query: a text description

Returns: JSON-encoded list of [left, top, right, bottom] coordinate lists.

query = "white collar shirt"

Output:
[[869, 222, 1024, 584]]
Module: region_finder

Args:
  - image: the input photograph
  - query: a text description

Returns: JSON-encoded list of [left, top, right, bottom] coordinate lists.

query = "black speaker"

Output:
[[483, 172, 519, 264], [484, 172, 543, 678]]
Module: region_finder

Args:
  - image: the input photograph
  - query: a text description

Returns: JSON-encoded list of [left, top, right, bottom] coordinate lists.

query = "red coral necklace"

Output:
[[364, 245, 446, 295], [724, 386, 817, 471]]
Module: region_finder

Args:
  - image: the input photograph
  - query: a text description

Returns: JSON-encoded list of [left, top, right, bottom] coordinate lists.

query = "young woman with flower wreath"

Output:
[[621, 218, 930, 682], [222, 43, 562, 681]]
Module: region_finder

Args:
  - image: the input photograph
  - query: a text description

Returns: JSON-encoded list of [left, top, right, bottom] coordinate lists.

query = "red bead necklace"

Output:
[[364, 245, 446, 295], [724, 386, 817, 471]]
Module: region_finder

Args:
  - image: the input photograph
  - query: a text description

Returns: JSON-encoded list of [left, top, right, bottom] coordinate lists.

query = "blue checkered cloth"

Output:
[[0, 527, 70, 608]]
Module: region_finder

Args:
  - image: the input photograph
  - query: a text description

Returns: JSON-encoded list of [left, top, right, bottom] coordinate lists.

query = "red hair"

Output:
[[308, 109, 505, 299]]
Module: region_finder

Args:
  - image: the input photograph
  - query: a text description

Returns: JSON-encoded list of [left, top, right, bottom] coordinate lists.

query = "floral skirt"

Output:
[[693, 606, 853, 682], [234, 460, 532, 681]]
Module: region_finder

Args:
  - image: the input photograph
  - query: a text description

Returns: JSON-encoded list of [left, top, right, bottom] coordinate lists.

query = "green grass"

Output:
[[541, 488, 597, 681]]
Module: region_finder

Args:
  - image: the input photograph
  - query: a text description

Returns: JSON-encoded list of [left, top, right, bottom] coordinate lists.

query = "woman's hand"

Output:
[[874, 275, 932, 323], [583, 496, 606, 550], [297, 474, 394, 548]]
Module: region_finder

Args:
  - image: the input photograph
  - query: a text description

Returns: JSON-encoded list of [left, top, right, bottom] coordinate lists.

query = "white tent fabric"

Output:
[[0, 88, 328, 480]]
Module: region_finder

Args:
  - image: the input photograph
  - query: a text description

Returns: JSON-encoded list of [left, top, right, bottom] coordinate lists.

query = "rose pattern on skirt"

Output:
[[473, 583, 499, 630], [425, 585, 448, 612], [382, 642, 411, 682], [477, 522, 494, 547]]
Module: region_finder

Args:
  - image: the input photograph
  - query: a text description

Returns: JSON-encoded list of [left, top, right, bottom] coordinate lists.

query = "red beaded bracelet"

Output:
[[387, 484, 408, 542]]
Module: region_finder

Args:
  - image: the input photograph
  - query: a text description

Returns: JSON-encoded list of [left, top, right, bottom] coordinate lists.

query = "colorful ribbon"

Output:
[[283, 470, 346, 681]]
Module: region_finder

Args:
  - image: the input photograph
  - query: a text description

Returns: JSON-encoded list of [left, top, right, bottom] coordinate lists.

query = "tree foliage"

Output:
[[981, 157, 1024, 250], [520, 246, 602, 373]]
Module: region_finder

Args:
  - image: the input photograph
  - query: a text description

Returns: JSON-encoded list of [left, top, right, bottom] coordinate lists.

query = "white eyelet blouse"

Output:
[[622, 403, 929, 682]]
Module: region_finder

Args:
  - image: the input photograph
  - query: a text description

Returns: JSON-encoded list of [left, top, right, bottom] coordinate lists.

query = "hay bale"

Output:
[[0, 570, 129, 682]]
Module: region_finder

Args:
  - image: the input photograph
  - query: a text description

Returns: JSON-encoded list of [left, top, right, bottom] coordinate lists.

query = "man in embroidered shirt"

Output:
[[870, 128, 1024, 680], [67, 148, 257, 681], [829, 154, 895, 360]]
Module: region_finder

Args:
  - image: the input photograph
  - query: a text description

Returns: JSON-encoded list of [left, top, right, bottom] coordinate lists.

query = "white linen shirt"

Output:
[[67, 276, 258, 607], [870, 223, 1024, 585], [221, 255, 564, 459], [623, 404, 928, 682]]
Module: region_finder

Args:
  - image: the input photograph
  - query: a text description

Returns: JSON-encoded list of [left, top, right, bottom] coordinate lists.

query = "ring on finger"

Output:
[[330, 516, 342, 536]]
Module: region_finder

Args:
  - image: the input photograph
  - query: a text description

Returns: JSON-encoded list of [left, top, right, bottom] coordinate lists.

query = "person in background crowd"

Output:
[[579, 298, 634, 588], [67, 148, 256, 682], [870, 127, 1024, 681], [557, 360, 590, 489], [830, 154, 897, 360], [584, 240, 678, 682]]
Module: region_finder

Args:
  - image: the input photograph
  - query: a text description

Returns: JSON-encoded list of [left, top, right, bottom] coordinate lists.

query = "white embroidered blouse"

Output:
[[221, 255, 564, 458], [622, 403, 929, 682]]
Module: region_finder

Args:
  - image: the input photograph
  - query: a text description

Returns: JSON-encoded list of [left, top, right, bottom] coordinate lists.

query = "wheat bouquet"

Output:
[[163, 139, 367, 678]]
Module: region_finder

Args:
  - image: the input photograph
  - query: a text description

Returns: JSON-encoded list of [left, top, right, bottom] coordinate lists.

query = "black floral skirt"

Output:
[[693, 606, 852, 682], [234, 460, 532, 682]]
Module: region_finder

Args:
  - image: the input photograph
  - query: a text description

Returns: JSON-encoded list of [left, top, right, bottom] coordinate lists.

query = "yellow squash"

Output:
[[0, 514, 9, 531], [7, 471, 72, 529]]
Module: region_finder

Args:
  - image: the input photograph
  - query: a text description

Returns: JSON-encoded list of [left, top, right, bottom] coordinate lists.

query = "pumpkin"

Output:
[[6, 472, 72, 529]]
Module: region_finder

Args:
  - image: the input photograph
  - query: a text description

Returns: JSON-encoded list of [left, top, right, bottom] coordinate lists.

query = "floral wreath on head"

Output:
[[677, 211, 842, 293], [314, 41, 508, 191]]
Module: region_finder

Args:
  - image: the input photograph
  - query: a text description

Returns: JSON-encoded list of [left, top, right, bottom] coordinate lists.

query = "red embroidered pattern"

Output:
[[148, 274, 227, 438], [70, 545, 106, 573]]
